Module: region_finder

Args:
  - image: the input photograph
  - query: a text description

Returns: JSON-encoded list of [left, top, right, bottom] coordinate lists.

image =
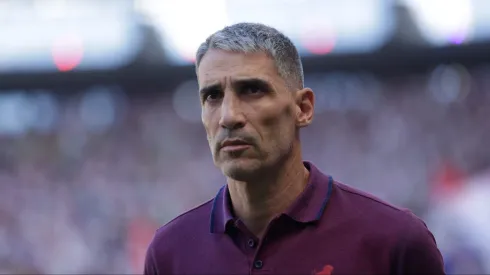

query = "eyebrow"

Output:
[[199, 77, 273, 95], [234, 78, 273, 92]]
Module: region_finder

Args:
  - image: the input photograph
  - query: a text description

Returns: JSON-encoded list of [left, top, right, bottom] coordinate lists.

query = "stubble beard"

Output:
[[218, 140, 296, 183]]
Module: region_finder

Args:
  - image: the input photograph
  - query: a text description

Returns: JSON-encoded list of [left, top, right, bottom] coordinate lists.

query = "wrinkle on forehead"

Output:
[[197, 49, 284, 89]]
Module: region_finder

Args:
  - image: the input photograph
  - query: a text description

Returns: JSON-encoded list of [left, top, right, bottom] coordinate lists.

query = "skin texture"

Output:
[[197, 49, 315, 237]]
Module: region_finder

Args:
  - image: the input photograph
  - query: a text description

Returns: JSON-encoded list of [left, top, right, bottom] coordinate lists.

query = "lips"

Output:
[[220, 139, 252, 152], [221, 139, 250, 148]]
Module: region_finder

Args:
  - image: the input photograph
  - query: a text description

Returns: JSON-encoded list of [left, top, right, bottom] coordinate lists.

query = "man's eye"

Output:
[[243, 85, 263, 95], [205, 91, 222, 102]]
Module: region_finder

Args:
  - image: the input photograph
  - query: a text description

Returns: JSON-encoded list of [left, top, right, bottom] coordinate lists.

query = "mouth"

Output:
[[220, 139, 252, 152]]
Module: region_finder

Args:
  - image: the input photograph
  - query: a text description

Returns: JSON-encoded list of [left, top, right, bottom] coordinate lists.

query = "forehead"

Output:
[[197, 49, 281, 87]]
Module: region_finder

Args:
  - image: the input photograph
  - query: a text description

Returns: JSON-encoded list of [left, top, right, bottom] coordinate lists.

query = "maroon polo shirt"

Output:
[[145, 162, 445, 275]]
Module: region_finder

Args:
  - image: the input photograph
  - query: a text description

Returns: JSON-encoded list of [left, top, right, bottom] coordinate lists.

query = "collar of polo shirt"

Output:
[[209, 161, 334, 234]]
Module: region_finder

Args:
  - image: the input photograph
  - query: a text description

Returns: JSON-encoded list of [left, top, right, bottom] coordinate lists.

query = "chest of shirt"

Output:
[[165, 226, 396, 275]]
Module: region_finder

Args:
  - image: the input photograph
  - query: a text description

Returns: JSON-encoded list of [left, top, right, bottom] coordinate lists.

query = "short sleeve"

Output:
[[396, 212, 446, 275]]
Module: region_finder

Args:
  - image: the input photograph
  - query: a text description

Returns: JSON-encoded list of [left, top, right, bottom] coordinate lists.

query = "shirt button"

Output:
[[247, 239, 256, 248], [254, 260, 263, 269]]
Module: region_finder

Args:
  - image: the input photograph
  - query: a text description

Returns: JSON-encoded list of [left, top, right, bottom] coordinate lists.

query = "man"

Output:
[[144, 23, 445, 274]]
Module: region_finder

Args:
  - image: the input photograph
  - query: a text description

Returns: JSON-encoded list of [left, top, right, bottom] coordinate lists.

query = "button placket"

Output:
[[247, 239, 256, 248], [253, 260, 263, 269], [249, 218, 281, 272]]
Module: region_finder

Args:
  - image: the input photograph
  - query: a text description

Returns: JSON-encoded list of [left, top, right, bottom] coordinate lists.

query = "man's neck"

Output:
[[227, 145, 309, 238]]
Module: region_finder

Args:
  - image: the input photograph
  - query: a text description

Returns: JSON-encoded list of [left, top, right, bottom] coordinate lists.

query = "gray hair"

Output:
[[195, 23, 304, 90]]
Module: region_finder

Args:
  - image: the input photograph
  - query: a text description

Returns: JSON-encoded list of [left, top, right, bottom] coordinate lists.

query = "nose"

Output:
[[219, 92, 245, 130]]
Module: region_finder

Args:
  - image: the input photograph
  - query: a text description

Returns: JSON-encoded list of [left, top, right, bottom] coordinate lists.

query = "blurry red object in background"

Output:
[[127, 216, 158, 273], [51, 34, 84, 72], [431, 162, 466, 200]]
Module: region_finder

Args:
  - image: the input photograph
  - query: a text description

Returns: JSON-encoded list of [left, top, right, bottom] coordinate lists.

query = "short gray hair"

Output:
[[195, 23, 304, 90]]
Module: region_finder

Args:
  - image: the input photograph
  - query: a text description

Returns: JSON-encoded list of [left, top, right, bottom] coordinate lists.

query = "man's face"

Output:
[[197, 49, 310, 181]]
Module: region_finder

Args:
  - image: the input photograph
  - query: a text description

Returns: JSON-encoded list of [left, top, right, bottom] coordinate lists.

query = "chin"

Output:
[[219, 159, 264, 182]]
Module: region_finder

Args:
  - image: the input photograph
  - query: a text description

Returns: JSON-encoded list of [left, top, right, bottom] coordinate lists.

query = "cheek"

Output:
[[202, 109, 217, 135], [263, 103, 295, 127], [202, 119, 215, 145], [204, 126, 216, 146], [260, 104, 296, 144], [202, 111, 222, 155]]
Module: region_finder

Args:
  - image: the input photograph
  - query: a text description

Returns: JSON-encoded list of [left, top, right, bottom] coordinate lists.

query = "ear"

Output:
[[294, 88, 315, 128]]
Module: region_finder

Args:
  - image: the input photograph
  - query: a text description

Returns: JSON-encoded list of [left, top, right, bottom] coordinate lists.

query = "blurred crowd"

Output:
[[1, 66, 490, 274]]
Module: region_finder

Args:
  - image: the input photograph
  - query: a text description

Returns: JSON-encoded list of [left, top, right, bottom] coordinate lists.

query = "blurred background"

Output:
[[1, 0, 490, 273]]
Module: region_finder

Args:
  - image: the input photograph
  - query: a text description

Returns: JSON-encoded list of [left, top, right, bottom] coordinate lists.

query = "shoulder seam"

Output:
[[335, 182, 406, 213]]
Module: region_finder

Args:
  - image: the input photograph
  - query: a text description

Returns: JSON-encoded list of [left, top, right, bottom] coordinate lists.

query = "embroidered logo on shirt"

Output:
[[313, 264, 334, 275]]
